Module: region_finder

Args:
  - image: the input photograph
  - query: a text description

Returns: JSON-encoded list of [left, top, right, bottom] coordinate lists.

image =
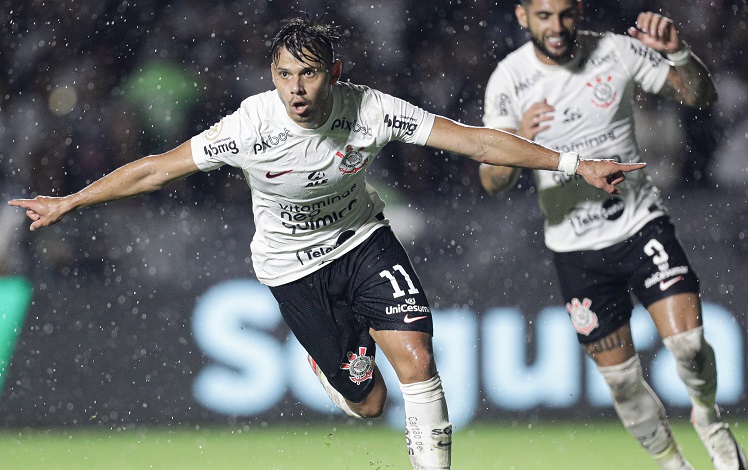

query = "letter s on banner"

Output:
[[192, 279, 285, 415]]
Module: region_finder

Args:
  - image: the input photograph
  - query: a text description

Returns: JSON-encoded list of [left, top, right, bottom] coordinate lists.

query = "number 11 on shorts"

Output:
[[379, 264, 420, 298]]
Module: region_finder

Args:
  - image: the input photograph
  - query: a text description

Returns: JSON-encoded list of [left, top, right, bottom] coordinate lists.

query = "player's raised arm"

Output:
[[627, 12, 717, 108], [8, 141, 200, 231], [425, 116, 645, 195]]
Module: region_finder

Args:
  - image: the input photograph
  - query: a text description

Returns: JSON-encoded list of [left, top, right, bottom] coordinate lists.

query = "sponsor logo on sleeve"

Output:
[[628, 42, 663, 67], [203, 138, 239, 156], [495, 93, 510, 116], [384, 114, 418, 136], [205, 120, 224, 141]]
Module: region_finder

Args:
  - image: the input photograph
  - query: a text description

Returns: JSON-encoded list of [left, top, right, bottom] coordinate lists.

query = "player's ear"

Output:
[[515, 4, 528, 29], [329, 59, 342, 84]]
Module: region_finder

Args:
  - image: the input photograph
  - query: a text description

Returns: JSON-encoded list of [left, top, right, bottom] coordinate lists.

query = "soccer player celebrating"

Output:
[[479, 1, 746, 469], [9, 16, 642, 469]]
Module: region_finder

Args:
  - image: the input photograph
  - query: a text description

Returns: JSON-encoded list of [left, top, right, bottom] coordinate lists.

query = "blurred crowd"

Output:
[[1, 0, 747, 273]]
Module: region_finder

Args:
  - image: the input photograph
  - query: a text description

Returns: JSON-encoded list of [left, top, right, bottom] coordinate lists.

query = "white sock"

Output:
[[599, 355, 680, 457], [663, 327, 719, 427], [399, 373, 452, 470]]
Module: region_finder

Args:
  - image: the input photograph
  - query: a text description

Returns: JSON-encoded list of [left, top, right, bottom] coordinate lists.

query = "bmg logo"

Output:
[[384, 114, 418, 136]]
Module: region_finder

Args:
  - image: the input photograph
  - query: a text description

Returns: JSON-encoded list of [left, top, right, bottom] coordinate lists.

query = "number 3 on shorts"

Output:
[[379, 264, 420, 298]]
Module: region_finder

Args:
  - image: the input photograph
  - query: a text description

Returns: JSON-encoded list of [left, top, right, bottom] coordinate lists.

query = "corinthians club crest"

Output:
[[587, 74, 618, 108], [566, 297, 599, 336], [336, 145, 368, 174], [340, 346, 374, 385]]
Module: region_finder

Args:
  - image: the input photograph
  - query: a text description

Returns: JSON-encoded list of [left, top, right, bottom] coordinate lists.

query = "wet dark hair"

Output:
[[270, 17, 341, 67]]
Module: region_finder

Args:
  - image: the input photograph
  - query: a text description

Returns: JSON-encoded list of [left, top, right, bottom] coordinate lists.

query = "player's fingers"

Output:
[[606, 172, 626, 186], [7, 199, 29, 208], [602, 179, 621, 195], [26, 209, 40, 220], [620, 162, 647, 172], [656, 17, 672, 39], [538, 114, 554, 123], [635, 12, 653, 34]]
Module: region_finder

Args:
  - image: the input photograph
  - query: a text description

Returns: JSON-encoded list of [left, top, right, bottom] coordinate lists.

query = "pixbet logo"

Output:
[[253, 128, 292, 154], [331, 117, 372, 137], [384, 114, 418, 136]]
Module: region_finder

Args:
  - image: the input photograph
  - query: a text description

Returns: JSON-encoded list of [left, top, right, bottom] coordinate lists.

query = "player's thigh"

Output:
[[346, 227, 436, 381], [369, 329, 436, 383], [269, 272, 377, 403], [647, 292, 702, 338]]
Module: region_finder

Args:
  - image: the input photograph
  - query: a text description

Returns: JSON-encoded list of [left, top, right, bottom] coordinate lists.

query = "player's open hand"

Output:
[[627, 12, 681, 54], [7, 196, 71, 231], [576, 160, 647, 195], [519, 99, 554, 140]]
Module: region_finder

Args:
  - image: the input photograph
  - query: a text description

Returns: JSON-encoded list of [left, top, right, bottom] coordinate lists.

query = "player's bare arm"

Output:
[[479, 99, 555, 195], [627, 11, 717, 108], [8, 141, 199, 231], [427, 116, 644, 195]]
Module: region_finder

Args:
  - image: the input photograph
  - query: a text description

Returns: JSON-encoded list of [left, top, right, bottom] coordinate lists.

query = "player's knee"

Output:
[[396, 349, 436, 384], [663, 326, 706, 364], [598, 355, 643, 400]]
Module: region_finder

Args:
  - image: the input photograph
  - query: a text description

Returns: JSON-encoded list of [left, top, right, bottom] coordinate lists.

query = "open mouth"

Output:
[[546, 36, 567, 50], [292, 101, 308, 115]]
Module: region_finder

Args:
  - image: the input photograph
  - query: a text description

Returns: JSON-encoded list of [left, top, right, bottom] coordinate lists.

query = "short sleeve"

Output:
[[190, 108, 250, 171], [611, 33, 670, 95], [367, 89, 435, 146], [482, 65, 521, 131]]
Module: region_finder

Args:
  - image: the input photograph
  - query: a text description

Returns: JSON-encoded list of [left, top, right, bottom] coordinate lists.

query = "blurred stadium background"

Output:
[[1, 0, 747, 468]]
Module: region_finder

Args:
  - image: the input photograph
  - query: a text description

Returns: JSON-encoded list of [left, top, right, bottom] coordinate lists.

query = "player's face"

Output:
[[516, 0, 580, 65], [272, 47, 341, 129]]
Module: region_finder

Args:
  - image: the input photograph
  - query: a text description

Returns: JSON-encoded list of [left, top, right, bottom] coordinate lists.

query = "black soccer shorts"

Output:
[[269, 226, 433, 402], [553, 216, 699, 344]]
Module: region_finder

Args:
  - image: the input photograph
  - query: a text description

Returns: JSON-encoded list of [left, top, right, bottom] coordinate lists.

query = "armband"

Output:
[[666, 43, 691, 67], [557, 152, 579, 176]]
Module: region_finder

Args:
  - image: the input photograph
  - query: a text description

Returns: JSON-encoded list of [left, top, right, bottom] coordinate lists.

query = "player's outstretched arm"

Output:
[[426, 116, 645, 195], [8, 141, 200, 231]]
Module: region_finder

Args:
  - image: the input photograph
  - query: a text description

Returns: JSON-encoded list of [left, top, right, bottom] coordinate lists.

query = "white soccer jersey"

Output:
[[483, 31, 671, 252], [190, 82, 435, 286]]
